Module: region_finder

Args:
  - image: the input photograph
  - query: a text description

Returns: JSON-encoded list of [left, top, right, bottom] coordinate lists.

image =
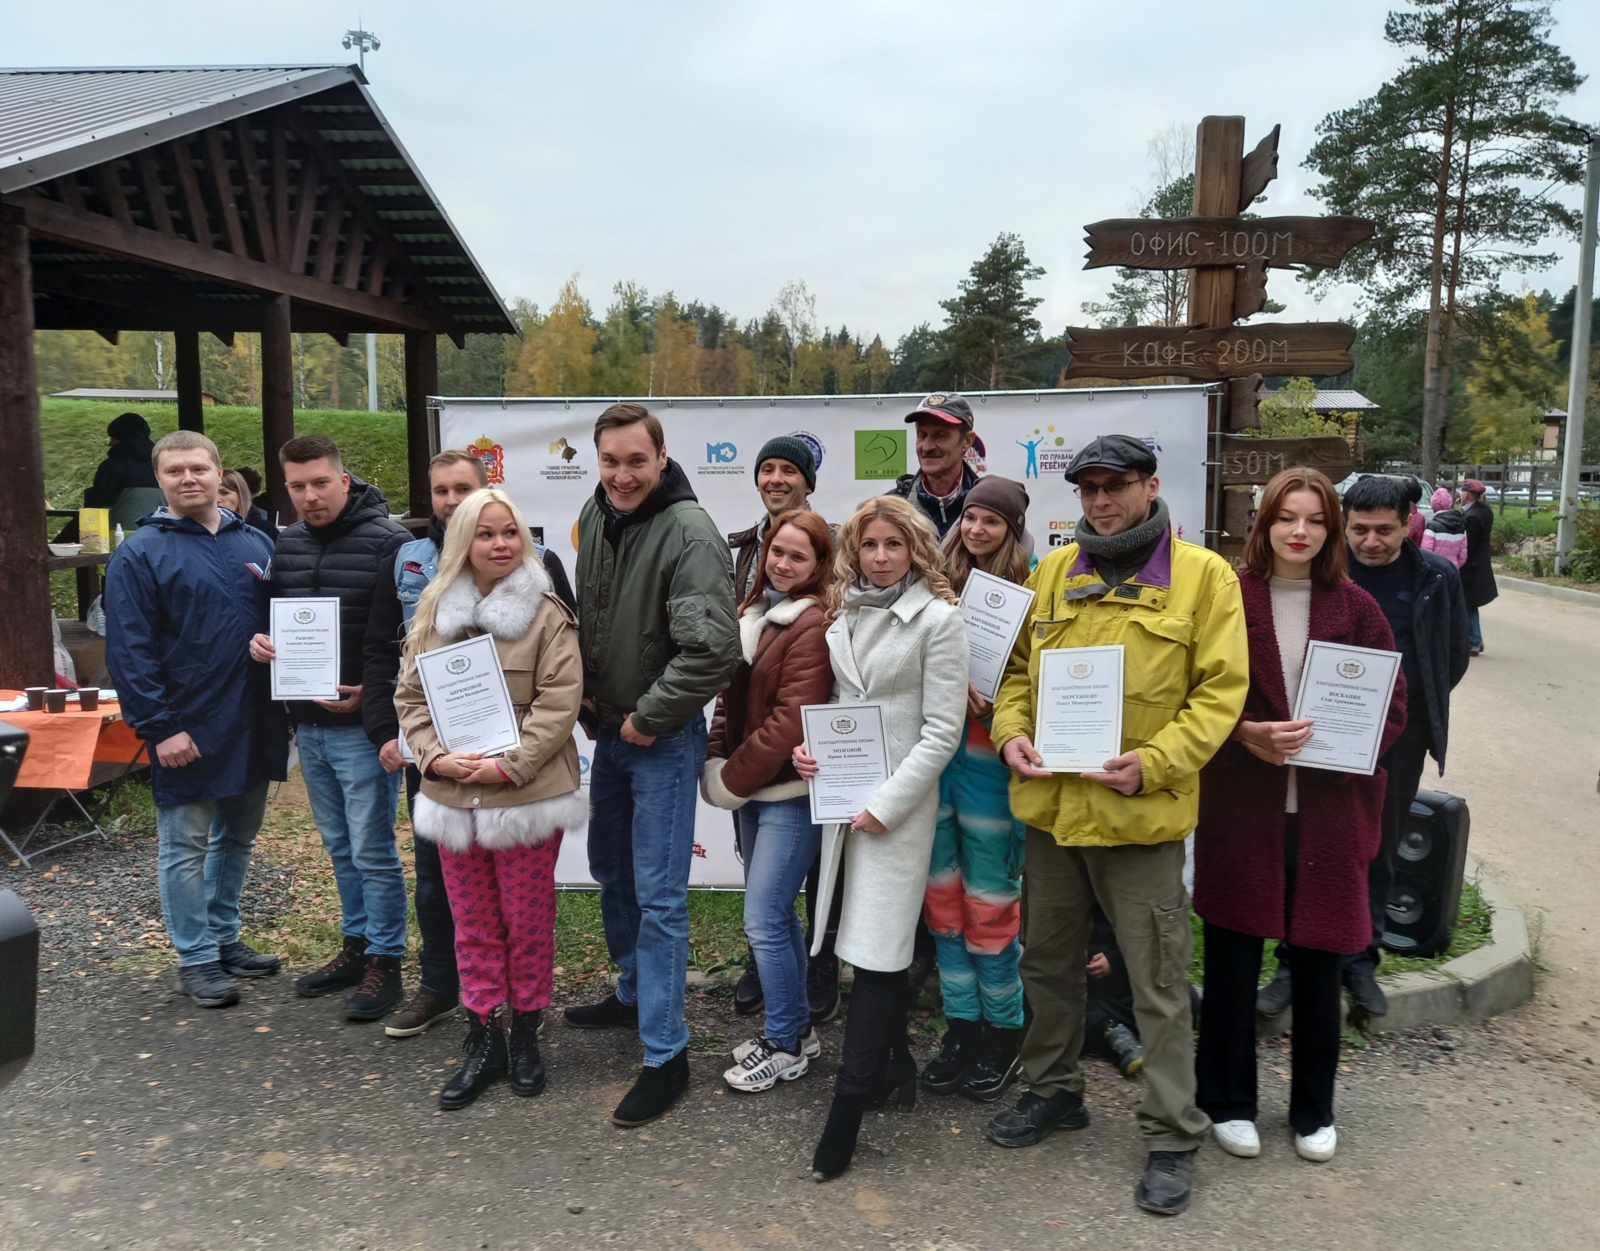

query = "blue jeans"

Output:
[[588, 718, 707, 1065], [297, 723, 406, 958], [1468, 607, 1483, 649], [156, 782, 269, 967], [735, 796, 822, 1052], [406, 766, 458, 997]]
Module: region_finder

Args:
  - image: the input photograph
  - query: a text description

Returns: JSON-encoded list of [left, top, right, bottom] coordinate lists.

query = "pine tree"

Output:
[[938, 233, 1046, 389]]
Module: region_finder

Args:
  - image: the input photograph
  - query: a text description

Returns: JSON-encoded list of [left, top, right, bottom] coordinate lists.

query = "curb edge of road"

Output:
[[1497, 573, 1600, 607], [1259, 854, 1535, 1036]]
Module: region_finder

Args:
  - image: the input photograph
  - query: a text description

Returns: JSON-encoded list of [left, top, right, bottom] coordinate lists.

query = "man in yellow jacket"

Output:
[[984, 434, 1248, 1218]]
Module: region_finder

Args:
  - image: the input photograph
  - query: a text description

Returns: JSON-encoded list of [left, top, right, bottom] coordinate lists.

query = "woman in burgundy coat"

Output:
[[1193, 467, 1407, 1165]]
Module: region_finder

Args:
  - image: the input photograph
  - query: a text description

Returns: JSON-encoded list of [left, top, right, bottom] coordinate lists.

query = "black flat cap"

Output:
[[1063, 433, 1158, 483]]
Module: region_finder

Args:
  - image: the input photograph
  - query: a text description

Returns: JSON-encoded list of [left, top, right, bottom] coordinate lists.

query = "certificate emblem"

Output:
[[446, 655, 472, 675], [984, 590, 1007, 609], [293, 608, 316, 624], [1067, 661, 1095, 680], [1336, 660, 1366, 679], [830, 715, 857, 735]]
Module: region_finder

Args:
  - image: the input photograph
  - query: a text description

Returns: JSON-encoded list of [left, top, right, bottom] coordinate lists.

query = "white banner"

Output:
[[437, 386, 1212, 886]]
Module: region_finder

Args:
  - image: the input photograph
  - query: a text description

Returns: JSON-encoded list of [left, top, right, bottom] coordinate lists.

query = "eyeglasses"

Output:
[[1072, 475, 1147, 500]]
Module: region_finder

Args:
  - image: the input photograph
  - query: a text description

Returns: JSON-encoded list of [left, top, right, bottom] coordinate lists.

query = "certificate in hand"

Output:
[[1035, 645, 1124, 772], [1290, 641, 1401, 775], [269, 597, 342, 701], [801, 703, 891, 825], [959, 569, 1036, 703], [415, 633, 522, 757]]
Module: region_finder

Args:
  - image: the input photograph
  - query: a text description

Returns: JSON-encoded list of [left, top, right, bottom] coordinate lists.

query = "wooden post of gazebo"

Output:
[[0, 206, 53, 689], [175, 329, 205, 433], [260, 293, 295, 527], [404, 332, 437, 517]]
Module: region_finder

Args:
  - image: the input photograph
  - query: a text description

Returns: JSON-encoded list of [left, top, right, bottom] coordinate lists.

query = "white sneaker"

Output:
[[723, 1039, 809, 1092], [1212, 1119, 1261, 1158], [1295, 1125, 1338, 1162], [733, 1029, 820, 1063]]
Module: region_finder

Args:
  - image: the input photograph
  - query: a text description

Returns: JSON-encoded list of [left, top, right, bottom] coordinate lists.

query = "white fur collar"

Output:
[[434, 562, 551, 641], [738, 595, 816, 663]]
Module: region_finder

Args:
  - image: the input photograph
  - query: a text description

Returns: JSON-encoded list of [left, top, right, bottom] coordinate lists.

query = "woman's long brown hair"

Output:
[[739, 509, 836, 612], [1243, 466, 1349, 585]]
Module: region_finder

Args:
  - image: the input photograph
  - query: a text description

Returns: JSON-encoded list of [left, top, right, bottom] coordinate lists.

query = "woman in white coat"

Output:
[[794, 494, 969, 1181]]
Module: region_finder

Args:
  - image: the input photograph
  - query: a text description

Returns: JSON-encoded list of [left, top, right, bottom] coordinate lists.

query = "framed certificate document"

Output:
[[1035, 645, 1124, 772], [801, 703, 891, 825], [959, 569, 1036, 703], [1290, 641, 1402, 775], [414, 633, 522, 757], [269, 597, 342, 701]]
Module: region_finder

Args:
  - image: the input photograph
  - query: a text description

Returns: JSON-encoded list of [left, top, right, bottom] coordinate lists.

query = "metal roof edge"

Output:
[[0, 65, 361, 195]]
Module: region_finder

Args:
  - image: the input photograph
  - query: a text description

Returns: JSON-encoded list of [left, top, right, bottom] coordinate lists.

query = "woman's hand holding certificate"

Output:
[[1289, 641, 1402, 775], [415, 634, 521, 758], [799, 703, 891, 826]]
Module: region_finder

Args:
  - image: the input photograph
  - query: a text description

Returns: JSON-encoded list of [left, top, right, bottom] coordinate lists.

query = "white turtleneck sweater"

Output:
[[1269, 575, 1313, 813]]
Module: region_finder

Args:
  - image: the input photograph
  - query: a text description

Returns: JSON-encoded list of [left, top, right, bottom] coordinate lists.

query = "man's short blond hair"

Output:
[[152, 430, 221, 471], [430, 448, 489, 486]]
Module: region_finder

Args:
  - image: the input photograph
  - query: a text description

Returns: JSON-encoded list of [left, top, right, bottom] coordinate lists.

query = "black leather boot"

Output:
[[960, 1024, 1025, 1103], [921, 1017, 983, 1095], [439, 1011, 508, 1111], [611, 1047, 690, 1126], [811, 1091, 868, 1182], [864, 1040, 918, 1112], [508, 1009, 546, 1097]]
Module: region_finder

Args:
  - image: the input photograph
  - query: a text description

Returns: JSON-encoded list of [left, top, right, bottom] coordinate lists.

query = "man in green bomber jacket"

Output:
[[564, 402, 741, 1128]]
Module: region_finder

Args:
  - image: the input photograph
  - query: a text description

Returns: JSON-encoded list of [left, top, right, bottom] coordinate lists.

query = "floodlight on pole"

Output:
[[342, 23, 380, 73]]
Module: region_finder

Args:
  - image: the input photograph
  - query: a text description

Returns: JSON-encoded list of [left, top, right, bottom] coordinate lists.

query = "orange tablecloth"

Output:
[[0, 690, 146, 790]]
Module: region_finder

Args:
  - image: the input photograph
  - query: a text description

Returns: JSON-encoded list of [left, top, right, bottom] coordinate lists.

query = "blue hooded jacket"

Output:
[[104, 507, 289, 806]]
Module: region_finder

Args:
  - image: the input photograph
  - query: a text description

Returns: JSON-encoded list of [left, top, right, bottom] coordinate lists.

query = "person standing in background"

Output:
[[564, 403, 741, 1128], [105, 431, 287, 1008], [1194, 467, 1406, 1166], [217, 469, 277, 540], [920, 476, 1033, 1106], [83, 411, 165, 532], [1404, 478, 1426, 545], [1456, 479, 1497, 656], [1421, 487, 1468, 569], [247, 435, 411, 1022]]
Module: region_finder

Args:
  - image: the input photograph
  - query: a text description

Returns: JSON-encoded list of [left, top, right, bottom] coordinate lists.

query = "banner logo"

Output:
[[1019, 427, 1074, 479], [854, 429, 907, 479], [471, 436, 507, 485], [548, 437, 578, 463], [705, 441, 738, 464], [446, 655, 472, 675], [538, 434, 588, 481], [790, 430, 825, 471], [1047, 518, 1077, 547], [964, 434, 988, 474]]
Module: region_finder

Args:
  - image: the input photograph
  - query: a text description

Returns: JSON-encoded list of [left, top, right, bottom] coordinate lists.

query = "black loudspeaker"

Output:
[[1381, 788, 1470, 959]]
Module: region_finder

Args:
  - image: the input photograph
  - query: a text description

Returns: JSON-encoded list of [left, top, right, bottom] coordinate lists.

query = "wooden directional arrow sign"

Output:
[[1083, 216, 1374, 271], [1062, 322, 1356, 381], [1217, 435, 1354, 486]]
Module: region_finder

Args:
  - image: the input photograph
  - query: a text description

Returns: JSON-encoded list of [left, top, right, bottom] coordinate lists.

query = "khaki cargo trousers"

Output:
[[1018, 827, 1210, 1152]]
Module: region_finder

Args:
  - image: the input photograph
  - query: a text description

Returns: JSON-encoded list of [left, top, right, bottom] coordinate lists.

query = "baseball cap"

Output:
[[904, 392, 974, 431], [1063, 434, 1159, 483]]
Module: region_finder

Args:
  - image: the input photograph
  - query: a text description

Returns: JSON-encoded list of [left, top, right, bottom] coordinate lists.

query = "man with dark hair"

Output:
[[362, 448, 575, 1038], [889, 392, 980, 537], [248, 434, 412, 1022], [105, 431, 287, 1007], [1259, 473, 1470, 1018], [564, 402, 741, 1127], [1456, 479, 1497, 656]]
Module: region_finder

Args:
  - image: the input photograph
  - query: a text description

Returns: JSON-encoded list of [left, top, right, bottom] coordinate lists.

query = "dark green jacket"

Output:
[[576, 460, 740, 736]]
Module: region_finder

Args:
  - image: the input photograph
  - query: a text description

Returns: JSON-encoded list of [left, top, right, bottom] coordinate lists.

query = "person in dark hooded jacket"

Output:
[[83, 411, 166, 531], [104, 431, 288, 1010], [247, 435, 411, 1022]]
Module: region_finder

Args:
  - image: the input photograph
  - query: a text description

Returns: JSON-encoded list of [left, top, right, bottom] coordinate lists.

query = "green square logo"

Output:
[[854, 429, 907, 479]]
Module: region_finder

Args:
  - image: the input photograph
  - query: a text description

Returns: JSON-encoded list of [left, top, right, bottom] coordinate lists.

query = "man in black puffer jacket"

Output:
[[247, 434, 411, 1021]]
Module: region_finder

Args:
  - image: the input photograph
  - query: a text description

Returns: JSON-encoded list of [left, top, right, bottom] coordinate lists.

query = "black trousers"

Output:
[[836, 966, 910, 1097], [405, 766, 459, 998]]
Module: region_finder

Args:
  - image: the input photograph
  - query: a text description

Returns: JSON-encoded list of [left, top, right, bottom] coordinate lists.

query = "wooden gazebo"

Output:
[[0, 65, 516, 687]]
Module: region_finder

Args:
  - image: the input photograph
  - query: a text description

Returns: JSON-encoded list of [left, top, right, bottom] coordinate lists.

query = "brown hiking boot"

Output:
[[385, 990, 461, 1038]]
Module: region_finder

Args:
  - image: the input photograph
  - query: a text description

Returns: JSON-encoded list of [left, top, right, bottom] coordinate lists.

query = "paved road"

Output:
[[2, 581, 1597, 1251]]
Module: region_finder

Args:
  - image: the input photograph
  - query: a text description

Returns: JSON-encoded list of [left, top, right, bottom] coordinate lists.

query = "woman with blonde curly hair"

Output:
[[794, 494, 969, 1180]]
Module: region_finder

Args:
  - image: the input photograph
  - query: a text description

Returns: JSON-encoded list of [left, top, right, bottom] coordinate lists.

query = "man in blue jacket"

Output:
[[105, 431, 288, 1009]]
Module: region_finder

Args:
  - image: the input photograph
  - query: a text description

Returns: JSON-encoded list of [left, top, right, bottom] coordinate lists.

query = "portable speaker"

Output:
[[1381, 788, 1470, 959]]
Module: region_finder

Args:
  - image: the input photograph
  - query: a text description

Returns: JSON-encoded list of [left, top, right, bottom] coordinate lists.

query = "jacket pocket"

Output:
[[504, 668, 536, 705], [1123, 613, 1194, 709], [667, 595, 707, 648], [1151, 901, 1189, 989]]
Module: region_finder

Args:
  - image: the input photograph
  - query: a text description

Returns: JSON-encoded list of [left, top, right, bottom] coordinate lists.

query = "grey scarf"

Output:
[[842, 570, 917, 613], [1074, 497, 1170, 588]]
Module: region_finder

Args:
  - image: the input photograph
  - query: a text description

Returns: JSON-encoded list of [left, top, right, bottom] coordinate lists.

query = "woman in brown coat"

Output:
[[702, 509, 835, 1092], [396, 488, 585, 1110]]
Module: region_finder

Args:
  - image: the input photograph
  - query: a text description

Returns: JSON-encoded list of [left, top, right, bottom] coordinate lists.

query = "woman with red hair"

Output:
[[1192, 467, 1407, 1165]]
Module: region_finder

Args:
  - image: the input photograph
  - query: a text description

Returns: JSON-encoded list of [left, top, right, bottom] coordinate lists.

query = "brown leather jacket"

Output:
[[704, 595, 833, 806]]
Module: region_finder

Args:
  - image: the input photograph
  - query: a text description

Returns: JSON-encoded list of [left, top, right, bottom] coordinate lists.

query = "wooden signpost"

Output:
[[1063, 117, 1373, 561]]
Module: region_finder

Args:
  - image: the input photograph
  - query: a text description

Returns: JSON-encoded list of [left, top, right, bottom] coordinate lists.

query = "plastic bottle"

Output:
[[113, 523, 125, 548]]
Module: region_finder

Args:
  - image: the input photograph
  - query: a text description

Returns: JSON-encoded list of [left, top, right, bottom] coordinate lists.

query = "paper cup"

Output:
[[24, 686, 48, 710], [77, 687, 100, 711], [44, 689, 68, 713]]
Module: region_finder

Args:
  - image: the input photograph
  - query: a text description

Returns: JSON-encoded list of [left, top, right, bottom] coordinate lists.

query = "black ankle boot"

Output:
[[508, 1009, 546, 1097], [439, 1011, 508, 1111], [960, 1024, 1025, 1103], [811, 1091, 868, 1181], [611, 1047, 690, 1126], [921, 1017, 983, 1094], [864, 1040, 917, 1112]]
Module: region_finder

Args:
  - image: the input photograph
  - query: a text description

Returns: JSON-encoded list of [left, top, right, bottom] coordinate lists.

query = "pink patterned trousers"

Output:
[[437, 833, 564, 1017]]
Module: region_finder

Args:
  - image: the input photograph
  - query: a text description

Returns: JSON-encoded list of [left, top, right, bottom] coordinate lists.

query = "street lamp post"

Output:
[[1556, 130, 1599, 574], [341, 24, 382, 411]]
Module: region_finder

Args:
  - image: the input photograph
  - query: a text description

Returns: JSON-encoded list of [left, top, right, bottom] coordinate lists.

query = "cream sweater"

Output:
[[1269, 575, 1312, 813]]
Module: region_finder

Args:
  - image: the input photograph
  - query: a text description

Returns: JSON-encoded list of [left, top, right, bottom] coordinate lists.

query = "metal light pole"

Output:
[[367, 334, 379, 411], [342, 24, 382, 411], [1556, 130, 1599, 574], [341, 24, 380, 72]]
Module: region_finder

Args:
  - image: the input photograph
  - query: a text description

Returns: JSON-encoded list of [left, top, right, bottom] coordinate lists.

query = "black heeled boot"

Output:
[[439, 1010, 508, 1110], [508, 1009, 546, 1097], [811, 1091, 868, 1182], [864, 1040, 918, 1111]]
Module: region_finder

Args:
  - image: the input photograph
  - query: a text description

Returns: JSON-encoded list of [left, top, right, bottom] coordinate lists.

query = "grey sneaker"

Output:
[[218, 941, 282, 979], [176, 962, 240, 1008]]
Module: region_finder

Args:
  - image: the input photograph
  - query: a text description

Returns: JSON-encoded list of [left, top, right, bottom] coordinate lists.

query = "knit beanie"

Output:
[[962, 475, 1029, 541], [754, 435, 816, 490]]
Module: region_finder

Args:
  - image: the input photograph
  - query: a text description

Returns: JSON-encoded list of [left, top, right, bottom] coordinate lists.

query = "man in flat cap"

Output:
[[984, 433, 1248, 1217], [889, 392, 980, 538]]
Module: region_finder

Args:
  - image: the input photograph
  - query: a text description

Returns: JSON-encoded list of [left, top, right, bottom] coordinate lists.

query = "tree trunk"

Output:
[[1420, 9, 1467, 484], [1437, 95, 1478, 473]]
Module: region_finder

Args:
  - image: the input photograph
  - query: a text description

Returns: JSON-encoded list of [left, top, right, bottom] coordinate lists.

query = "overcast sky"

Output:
[[11, 1, 1600, 344]]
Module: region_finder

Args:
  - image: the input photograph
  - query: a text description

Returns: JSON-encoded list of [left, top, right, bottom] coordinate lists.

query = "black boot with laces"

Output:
[[294, 935, 367, 997], [920, 1017, 983, 1094], [440, 1010, 508, 1110], [508, 1009, 546, 1097]]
